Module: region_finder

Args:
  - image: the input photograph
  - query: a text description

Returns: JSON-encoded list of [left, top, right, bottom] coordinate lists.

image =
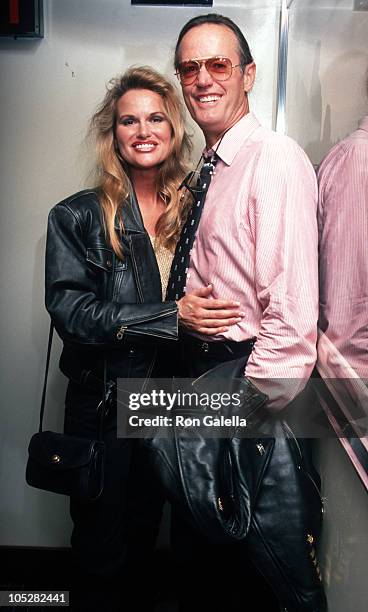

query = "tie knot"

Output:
[[199, 153, 218, 182], [202, 152, 218, 166]]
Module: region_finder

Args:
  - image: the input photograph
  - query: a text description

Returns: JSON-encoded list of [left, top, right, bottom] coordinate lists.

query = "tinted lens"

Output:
[[177, 57, 233, 85], [179, 61, 200, 84], [207, 57, 232, 80]]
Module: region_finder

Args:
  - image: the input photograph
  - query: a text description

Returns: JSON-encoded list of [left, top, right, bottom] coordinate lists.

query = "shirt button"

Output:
[[187, 272, 191, 279]]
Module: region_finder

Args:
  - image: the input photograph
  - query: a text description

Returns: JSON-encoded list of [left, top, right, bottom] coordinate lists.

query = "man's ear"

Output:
[[243, 62, 256, 93]]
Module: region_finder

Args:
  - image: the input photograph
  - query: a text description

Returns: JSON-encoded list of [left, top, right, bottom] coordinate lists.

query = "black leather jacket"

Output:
[[45, 189, 178, 386]]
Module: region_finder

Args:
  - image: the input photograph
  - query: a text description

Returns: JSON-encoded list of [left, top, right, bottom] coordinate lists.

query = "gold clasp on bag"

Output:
[[51, 454, 61, 464]]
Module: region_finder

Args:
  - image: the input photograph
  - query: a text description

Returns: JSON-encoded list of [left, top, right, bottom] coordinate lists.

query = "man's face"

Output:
[[177, 23, 255, 146]]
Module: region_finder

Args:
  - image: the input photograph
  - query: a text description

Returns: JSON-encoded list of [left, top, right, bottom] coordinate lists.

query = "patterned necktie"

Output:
[[166, 154, 218, 301]]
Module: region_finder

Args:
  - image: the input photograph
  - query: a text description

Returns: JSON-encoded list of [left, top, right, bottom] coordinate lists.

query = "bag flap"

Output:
[[28, 431, 102, 470]]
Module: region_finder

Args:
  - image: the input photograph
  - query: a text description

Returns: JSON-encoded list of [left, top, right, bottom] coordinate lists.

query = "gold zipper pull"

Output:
[[117, 325, 127, 340]]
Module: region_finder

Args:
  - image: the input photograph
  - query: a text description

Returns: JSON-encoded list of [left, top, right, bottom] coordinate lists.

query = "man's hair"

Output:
[[174, 13, 254, 69]]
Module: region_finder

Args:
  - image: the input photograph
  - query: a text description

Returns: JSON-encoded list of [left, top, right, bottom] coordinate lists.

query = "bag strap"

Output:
[[39, 322, 108, 440], [38, 322, 54, 433]]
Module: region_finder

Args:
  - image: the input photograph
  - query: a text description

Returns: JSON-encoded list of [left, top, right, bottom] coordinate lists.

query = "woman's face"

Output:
[[115, 88, 173, 171]]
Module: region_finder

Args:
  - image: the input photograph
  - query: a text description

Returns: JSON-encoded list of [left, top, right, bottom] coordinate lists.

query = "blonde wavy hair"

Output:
[[90, 66, 192, 258]]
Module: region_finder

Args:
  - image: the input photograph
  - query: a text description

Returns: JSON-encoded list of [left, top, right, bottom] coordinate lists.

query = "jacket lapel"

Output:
[[117, 193, 162, 303]]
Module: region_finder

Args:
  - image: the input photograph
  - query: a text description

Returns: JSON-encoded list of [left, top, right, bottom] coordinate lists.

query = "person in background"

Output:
[[318, 111, 368, 381], [167, 13, 326, 612], [45, 66, 243, 611]]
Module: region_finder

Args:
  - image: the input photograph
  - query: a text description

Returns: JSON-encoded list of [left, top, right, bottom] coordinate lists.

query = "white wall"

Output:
[[0, 0, 279, 547]]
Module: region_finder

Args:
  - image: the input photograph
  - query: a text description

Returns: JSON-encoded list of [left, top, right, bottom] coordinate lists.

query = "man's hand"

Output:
[[177, 284, 244, 335]]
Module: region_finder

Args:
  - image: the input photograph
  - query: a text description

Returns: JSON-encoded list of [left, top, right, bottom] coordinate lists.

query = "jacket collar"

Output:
[[114, 190, 145, 233]]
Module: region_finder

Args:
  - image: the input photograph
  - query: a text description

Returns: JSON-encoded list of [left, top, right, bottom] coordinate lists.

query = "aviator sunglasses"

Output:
[[175, 56, 243, 86]]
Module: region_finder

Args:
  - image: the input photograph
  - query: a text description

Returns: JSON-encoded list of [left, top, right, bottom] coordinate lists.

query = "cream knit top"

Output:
[[149, 236, 174, 300]]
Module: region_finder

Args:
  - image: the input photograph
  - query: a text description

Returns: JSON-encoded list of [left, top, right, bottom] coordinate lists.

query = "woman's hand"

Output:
[[177, 285, 245, 335]]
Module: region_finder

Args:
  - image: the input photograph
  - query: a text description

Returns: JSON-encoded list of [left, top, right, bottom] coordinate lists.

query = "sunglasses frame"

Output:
[[175, 56, 242, 85]]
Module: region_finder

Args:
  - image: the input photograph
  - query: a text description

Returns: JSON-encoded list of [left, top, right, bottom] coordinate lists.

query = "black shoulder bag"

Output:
[[26, 324, 105, 502]]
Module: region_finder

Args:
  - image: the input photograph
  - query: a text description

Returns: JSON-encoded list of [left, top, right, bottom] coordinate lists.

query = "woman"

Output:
[[45, 67, 242, 611]]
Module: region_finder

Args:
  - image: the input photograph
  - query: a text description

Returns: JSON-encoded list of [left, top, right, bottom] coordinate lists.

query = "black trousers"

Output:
[[170, 333, 279, 612], [64, 381, 164, 611]]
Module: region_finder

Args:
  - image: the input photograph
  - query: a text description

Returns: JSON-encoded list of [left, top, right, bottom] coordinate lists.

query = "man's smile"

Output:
[[196, 94, 223, 105]]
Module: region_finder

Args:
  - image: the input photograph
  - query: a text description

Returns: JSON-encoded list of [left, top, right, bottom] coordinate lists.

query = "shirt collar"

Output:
[[204, 112, 261, 166], [358, 115, 368, 133]]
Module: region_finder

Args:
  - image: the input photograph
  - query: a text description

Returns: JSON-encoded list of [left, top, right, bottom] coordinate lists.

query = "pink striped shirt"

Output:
[[185, 112, 319, 409], [318, 116, 368, 380]]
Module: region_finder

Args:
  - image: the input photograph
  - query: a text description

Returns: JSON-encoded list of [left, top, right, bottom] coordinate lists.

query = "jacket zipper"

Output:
[[116, 308, 177, 340]]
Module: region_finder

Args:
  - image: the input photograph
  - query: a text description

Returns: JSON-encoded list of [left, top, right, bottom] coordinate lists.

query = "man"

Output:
[[167, 13, 326, 612], [172, 14, 318, 409], [318, 113, 368, 381]]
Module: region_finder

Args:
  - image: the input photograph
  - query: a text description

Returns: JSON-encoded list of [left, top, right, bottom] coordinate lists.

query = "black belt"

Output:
[[180, 333, 256, 359]]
